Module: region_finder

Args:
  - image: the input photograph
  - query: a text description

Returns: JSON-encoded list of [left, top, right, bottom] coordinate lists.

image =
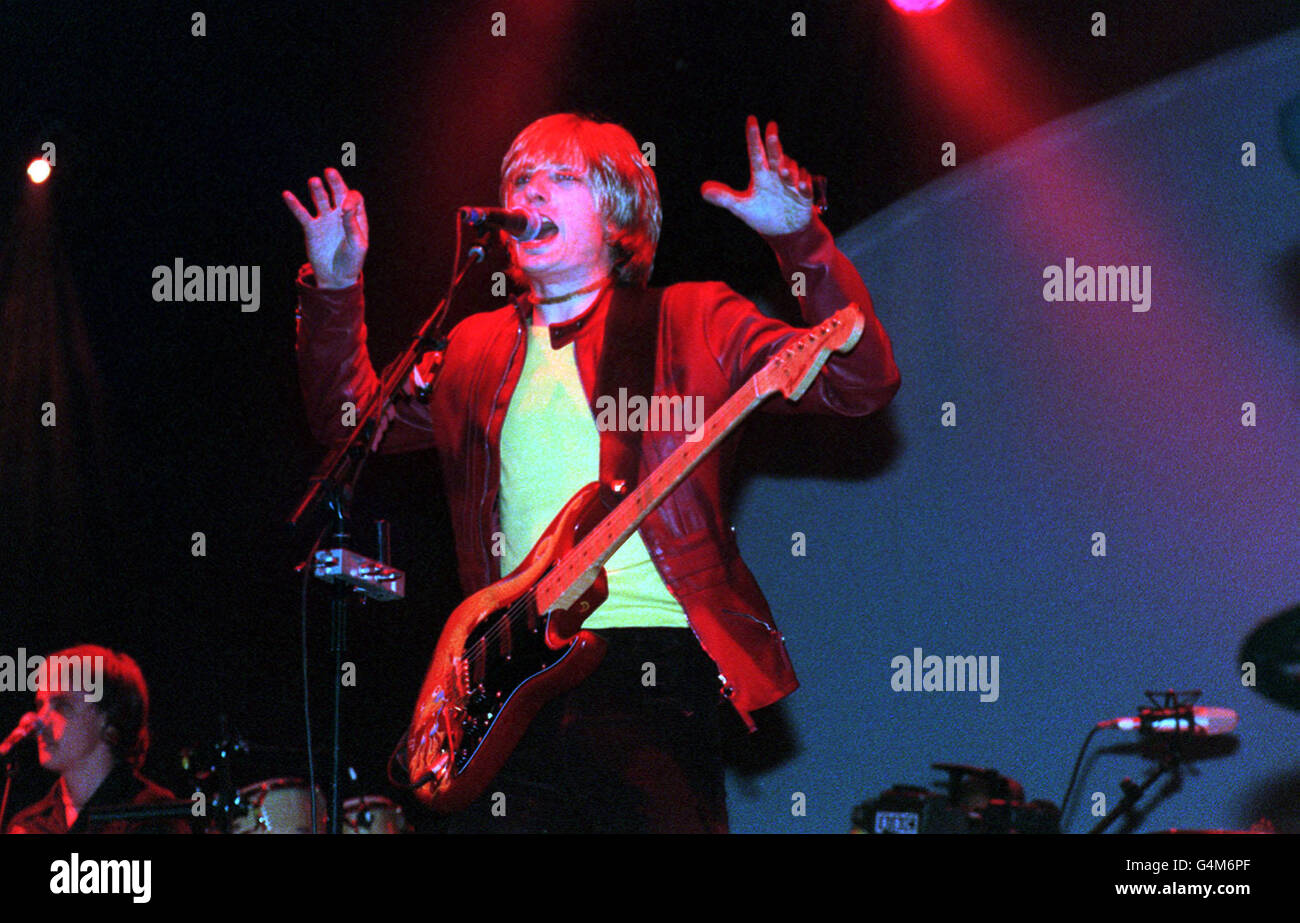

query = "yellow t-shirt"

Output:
[[497, 323, 689, 629]]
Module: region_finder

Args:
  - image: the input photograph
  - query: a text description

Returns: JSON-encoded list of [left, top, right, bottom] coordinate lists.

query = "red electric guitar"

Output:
[[404, 304, 865, 811]]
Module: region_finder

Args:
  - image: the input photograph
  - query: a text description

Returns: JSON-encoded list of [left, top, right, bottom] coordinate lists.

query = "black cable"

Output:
[[1059, 723, 1103, 832], [301, 520, 329, 833]]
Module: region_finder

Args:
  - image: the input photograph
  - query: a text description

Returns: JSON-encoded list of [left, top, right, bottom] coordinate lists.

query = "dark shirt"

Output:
[[6, 762, 189, 834]]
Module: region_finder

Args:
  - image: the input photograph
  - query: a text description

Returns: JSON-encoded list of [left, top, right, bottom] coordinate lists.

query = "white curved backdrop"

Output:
[[729, 28, 1300, 834]]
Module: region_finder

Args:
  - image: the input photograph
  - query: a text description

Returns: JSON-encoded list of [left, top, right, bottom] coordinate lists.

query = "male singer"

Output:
[[288, 113, 898, 832]]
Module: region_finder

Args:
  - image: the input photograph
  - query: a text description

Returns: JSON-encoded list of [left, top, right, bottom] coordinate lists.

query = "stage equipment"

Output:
[[852, 762, 1060, 834]]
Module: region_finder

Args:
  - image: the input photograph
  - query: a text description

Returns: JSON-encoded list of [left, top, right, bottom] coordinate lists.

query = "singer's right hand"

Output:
[[283, 167, 368, 290]]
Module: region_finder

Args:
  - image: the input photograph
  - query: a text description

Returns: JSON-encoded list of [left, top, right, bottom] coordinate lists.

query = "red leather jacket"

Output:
[[295, 216, 898, 728]]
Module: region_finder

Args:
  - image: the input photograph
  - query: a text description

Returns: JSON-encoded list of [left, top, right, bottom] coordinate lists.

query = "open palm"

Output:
[[283, 167, 369, 289], [700, 115, 814, 236]]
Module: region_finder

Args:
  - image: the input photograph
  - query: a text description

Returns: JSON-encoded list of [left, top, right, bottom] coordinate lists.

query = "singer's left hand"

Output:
[[700, 115, 814, 236]]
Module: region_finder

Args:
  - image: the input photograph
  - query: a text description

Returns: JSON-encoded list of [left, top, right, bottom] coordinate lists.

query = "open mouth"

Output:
[[534, 217, 558, 241]]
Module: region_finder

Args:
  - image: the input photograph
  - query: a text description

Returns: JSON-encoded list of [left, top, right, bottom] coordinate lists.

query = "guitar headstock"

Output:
[[755, 304, 866, 402]]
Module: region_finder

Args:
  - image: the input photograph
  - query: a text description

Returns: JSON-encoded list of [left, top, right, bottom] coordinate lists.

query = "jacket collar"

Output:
[[515, 283, 621, 350]]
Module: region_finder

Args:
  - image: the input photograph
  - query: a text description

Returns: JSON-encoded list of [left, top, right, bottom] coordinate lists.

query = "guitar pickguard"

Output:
[[451, 602, 574, 773]]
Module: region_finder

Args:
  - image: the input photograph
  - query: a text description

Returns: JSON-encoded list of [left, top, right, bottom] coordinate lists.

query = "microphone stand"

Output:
[[288, 228, 491, 832], [287, 241, 488, 532], [0, 720, 36, 832], [1089, 695, 1197, 834], [0, 754, 16, 832], [1088, 748, 1185, 834]]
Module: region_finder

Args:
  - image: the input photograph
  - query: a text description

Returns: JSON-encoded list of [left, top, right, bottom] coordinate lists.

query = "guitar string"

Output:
[[411, 319, 847, 779], [462, 452, 680, 669], [472, 375, 763, 666], [461, 417, 716, 672], [450, 320, 838, 674], [460, 375, 761, 674], [459, 372, 755, 671]]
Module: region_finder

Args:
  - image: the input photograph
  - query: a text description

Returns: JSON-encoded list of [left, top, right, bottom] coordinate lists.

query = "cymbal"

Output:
[[1239, 604, 1300, 711]]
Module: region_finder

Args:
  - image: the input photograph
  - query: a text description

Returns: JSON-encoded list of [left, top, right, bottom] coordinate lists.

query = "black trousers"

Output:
[[441, 628, 728, 834]]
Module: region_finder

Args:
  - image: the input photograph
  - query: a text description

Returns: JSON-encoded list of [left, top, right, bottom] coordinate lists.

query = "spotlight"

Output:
[[889, 0, 951, 14], [27, 159, 51, 184]]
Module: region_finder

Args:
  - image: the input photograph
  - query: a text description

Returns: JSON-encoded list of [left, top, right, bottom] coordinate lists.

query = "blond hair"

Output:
[[500, 113, 661, 287]]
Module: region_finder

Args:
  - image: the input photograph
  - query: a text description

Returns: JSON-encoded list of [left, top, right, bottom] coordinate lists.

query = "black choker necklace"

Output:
[[532, 277, 610, 305]]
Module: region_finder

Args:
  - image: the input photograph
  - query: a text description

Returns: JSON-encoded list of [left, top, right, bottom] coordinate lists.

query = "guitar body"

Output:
[[406, 482, 610, 812]]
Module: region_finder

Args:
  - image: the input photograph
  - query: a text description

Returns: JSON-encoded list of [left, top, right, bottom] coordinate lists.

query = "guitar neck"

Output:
[[534, 378, 767, 613], [533, 304, 863, 615]]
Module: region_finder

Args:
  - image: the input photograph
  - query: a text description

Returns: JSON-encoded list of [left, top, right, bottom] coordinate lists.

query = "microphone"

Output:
[[1097, 706, 1238, 736], [0, 712, 42, 757], [458, 207, 553, 242]]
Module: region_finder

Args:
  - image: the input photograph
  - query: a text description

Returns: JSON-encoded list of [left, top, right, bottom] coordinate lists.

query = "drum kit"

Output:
[[167, 729, 415, 834], [72, 771, 414, 834], [228, 779, 410, 835]]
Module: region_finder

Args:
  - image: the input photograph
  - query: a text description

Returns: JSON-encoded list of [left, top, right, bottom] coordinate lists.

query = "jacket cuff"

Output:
[[295, 263, 364, 318], [296, 262, 363, 294], [295, 264, 367, 344], [762, 214, 835, 269]]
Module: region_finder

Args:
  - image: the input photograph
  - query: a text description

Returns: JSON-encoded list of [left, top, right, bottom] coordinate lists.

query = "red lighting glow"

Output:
[[889, 0, 951, 14], [27, 159, 51, 184]]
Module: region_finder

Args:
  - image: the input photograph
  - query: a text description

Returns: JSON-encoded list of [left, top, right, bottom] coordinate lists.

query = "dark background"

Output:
[[3, 0, 1299, 830]]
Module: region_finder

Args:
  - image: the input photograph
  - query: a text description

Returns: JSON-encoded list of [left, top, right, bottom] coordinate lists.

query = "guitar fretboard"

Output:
[[532, 304, 860, 614]]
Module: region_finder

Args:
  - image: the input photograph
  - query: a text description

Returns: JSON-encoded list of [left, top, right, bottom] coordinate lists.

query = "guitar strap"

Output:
[[594, 285, 662, 512]]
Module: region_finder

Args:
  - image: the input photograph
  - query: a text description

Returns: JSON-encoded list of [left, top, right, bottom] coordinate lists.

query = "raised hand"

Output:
[[283, 167, 368, 289], [700, 115, 815, 237]]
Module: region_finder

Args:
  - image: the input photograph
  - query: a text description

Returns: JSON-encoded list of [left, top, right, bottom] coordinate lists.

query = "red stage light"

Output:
[[889, 0, 951, 14], [27, 159, 51, 184]]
